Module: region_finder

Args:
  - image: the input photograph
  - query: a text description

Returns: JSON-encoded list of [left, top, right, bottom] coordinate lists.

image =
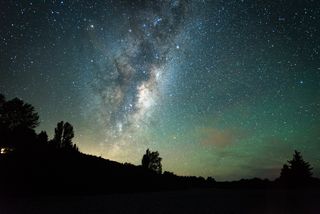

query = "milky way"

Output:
[[1, 0, 319, 180], [99, 0, 188, 135]]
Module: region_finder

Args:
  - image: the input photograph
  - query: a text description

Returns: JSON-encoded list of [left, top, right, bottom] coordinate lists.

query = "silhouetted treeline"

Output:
[[0, 94, 216, 194], [0, 94, 79, 154], [0, 93, 319, 195]]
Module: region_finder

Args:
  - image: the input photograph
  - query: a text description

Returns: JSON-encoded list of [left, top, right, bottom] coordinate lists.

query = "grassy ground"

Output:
[[1, 188, 319, 214]]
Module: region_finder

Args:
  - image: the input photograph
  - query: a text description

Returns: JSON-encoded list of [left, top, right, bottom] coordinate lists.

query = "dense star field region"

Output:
[[0, 0, 319, 180]]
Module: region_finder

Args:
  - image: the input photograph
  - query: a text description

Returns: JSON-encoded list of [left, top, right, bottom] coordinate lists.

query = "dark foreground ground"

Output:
[[1, 188, 319, 214]]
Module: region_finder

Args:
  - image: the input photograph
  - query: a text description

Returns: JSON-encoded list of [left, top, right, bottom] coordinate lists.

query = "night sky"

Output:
[[1, 0, 319, 180]]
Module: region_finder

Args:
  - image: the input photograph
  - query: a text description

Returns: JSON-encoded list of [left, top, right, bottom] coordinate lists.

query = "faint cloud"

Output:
[[199, 127, 248, 148]]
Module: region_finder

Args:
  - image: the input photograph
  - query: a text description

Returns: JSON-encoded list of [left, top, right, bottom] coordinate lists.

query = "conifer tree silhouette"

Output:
[[288, 150, 313, 180], [280, 150, 313, 185]]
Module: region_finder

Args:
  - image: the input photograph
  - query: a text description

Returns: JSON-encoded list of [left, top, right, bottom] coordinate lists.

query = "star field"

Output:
[[1, 0, 319, 180]]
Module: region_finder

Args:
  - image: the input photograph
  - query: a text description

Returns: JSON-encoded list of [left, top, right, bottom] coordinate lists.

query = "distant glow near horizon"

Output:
[[0, 0, 319, 180]]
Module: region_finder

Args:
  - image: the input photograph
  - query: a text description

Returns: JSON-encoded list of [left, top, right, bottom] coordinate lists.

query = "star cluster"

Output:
[[1, 0, 319, 180]]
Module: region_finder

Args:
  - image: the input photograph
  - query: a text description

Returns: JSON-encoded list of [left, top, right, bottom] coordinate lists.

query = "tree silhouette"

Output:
[[0, 94, 39, 150], [62, 122, 74, 148], [0, 93, 5, 107], [280, 164, 290, 181], [0, 96, 39, 130], [142, 149, 162, 174], [38, 131, 48, 144], [52, 121, 64, 148], [280, 150, 313, 185], [288, 150, 313, 179], [51, 121, 76, 150]]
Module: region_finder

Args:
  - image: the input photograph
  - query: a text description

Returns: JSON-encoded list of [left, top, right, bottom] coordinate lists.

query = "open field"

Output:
[[1, 188, 319, 214]]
